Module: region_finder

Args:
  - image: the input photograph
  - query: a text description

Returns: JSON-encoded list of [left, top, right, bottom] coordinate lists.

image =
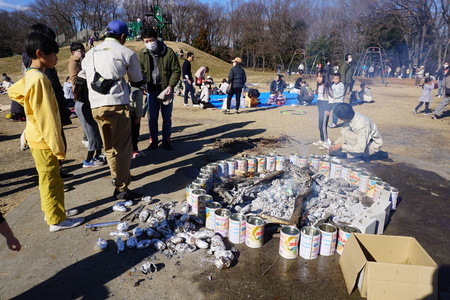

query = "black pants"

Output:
[[130, 115, 141, 151], [226, 87, 242, 110]]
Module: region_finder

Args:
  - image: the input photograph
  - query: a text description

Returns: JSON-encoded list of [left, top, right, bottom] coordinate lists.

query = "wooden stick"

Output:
[[262, 256, 279, 276]]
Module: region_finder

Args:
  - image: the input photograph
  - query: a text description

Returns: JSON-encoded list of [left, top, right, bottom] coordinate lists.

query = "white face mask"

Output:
[[444, 64, 449, 68], [145, 41, 158, 52], [348, 58, 352, 63]]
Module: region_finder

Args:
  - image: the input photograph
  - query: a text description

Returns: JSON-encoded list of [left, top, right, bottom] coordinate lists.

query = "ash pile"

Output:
[[95, 201, 235, 271], [214, 160, 390, 231]]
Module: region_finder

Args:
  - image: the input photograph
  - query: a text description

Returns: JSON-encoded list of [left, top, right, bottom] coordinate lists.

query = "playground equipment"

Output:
[[143, 0, 172, 38], [355, 47, 386, 84], [287, 49, 308, 77]]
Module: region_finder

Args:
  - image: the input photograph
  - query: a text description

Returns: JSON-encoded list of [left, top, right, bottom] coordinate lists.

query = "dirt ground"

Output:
[[1, 74, 449, 216], [0, 72, 450, 299]]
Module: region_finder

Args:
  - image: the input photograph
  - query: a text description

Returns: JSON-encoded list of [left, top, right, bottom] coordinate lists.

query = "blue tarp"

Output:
[[209, 92, 318, 109]]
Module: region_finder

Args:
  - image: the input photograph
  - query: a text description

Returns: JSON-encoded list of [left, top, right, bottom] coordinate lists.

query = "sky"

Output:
[[0, 0, 31, 11]]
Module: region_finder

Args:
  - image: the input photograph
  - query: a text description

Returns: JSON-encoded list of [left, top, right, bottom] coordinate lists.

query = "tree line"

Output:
[[1, 0, 449, 73]]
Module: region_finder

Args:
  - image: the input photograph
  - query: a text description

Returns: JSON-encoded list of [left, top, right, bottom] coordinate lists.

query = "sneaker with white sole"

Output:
[[83, 160, 101, 168], [328, 123, 337, 128], [49, 217, 84, 232], [312, 140, 324, 146], [413, 109, 418, 115]]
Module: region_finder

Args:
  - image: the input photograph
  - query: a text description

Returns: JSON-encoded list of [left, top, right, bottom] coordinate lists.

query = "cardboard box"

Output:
[[340, 233, 438, 299]]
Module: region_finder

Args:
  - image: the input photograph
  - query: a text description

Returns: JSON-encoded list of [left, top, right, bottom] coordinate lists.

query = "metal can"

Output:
[[309, 155, 320, 170], [319, 158, 331, 177], [188, 189, 206, 215], [297, 155, 309, 167], [348, 168, 363, 186], [340, 164, 351, 182], [336, 225, 361, 255], [389, 187, 399, 210], [229, 213, 247, 244], [366, 176, 381, 197], [247, 157, 257, 173], [256, 155, 266, 173], [198, 194, 213, 218], [289, 153, 297, 165], [199, 170, 213, 191], [205, 202, 222, 230], [206, 163, 219, 175], [275, 155, 286, 170], [358, 172, 371, 193], [197, 175, 211, 192], [235, 158, 248, 174], [214, 208, 231, 238], [279, 225, 300, 259], [318, 223, 337, 256], [299, 226, 321, 260], [185, 183, 202, 200], [266, 155, 276, 172], [193, 178, 207, 191], [245, 216, 265, 248], [226, 159, 236, 176], [373, 181, 390, 202], [217, 160, 228, 177], [330, 161, 342, 179]]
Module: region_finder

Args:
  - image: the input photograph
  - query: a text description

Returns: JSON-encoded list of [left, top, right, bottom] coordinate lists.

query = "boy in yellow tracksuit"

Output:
[[8, 29, 83, 232]]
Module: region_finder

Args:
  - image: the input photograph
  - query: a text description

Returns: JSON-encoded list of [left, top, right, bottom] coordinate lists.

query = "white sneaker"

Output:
[[192, 104, 200, 107], [49, 217, 84, 232], [81, 140, 89, 147], [312, 140, 323, 146]]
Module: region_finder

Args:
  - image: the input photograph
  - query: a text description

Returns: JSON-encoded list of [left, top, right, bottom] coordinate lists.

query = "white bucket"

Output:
[[336, 225, 361, 255], [245, 216, 265, 248], [229, 213, 246, 244], [279, 225, 300, 259], [205, 202, 222, 230], [214, 208, 231, 238], [318, 223, 337, 256], [299, 226, 321, 260]]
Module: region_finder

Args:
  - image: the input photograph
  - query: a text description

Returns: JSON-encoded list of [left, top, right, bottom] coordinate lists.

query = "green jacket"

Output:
[[340, 61, 355, 84], [138, 41, 181, 91]]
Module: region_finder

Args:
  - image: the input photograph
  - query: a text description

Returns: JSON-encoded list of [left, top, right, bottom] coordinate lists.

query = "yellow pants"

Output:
[[92, 105, 132, 192], [30, 148, 65, 225]]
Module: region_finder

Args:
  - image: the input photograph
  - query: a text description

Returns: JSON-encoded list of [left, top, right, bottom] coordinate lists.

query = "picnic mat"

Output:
[[209, 92, 317, 109]]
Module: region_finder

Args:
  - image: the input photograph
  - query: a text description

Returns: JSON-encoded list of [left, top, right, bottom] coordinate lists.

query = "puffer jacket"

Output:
[[228, 64, 246, 89]]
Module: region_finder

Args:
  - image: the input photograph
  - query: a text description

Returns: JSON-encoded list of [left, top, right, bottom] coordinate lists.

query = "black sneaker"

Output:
[[431, 114, 438, 120], [235, 110, 239, 114], [61, 172, 74, 181], [162, 142, 174, 150], [114, 189, 144, 201], [147, 142, 158, 150]]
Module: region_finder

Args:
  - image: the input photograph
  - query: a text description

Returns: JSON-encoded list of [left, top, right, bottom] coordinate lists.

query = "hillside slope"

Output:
[[0, 41, 277, 92]]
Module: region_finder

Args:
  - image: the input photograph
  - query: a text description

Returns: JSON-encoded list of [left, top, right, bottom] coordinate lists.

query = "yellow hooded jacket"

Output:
[[8, 69, 65, 160]]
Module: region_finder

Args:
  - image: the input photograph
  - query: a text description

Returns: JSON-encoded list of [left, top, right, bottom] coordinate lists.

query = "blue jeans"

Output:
[[183, 80, 195, 104], [147, 91, 173, 143]]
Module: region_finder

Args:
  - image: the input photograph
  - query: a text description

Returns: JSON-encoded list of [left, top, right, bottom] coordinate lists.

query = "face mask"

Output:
[[348, 58, 352, 63], [444, 65, 449, 68], [145, 41, 158, 51]]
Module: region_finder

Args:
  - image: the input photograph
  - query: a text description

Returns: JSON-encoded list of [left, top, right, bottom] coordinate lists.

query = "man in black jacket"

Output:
[[182, 52, 196, 106], [225, 57, 247, 114]]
